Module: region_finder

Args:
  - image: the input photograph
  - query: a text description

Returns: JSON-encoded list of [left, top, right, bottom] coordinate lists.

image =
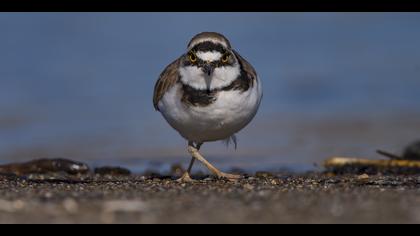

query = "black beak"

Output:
[[202, 63, 214, 76]]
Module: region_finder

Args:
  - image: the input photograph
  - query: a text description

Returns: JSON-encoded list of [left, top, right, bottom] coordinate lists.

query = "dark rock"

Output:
[[403, 141, 420, 161], [0, 158, 90, 176]]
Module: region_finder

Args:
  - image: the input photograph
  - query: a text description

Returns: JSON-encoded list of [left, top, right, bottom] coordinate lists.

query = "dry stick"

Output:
[[376, 150, 403, 160], [324, 157, 420, 169]]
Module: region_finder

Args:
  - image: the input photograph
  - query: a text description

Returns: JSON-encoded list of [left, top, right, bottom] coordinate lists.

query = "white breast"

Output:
[[158, 78, 263, 143]]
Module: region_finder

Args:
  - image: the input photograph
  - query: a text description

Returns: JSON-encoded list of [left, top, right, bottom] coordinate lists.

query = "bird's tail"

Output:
[[223, 135, 238, 150]]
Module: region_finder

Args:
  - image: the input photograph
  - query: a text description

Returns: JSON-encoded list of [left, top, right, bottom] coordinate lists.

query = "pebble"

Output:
[[357, 174, 370, 180], [243, 184, 255, 191], [44, 192, 53, 199], [255, 172, 273, 178], [63, 198, 79, 214]]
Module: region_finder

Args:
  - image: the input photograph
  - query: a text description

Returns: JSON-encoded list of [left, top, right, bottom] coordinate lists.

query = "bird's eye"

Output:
[[221, 54, 230, 63], [189, 52, 197, 63]]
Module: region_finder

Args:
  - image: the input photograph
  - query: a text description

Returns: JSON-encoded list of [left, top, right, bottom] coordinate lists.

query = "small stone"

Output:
[[357, 174, 370, 180], [12, 200, 25, 210], [243, 183, 255, 191], [255, 172, 273, 178], [170, 164, 185, 176], [63, 198, 79, 214]]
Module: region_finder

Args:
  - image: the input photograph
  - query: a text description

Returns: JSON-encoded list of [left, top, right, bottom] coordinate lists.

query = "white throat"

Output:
[[179, 64, 241, 90]]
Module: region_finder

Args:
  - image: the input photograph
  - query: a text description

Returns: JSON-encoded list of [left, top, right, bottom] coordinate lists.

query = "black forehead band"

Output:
[[190, 41, 228, 53]]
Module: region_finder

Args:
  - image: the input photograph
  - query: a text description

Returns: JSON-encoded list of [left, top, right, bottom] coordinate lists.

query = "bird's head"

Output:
[[179, 32, 241, 91]]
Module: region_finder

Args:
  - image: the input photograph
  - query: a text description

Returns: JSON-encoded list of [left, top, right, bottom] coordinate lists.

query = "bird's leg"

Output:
[[187, 143, 242, 181], [177, 142, 200, 182]]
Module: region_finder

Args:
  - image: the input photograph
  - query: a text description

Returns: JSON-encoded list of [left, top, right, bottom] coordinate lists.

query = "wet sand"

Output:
[[1, 173, 419, 224]]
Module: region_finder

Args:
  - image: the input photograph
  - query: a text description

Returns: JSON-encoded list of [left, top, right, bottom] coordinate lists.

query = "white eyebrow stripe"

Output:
[[189, 39, 228, 49], [196, 51, 222, 62]]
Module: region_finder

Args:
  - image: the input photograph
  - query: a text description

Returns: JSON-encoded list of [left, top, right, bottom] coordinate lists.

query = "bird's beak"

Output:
[[202, 62, 214, 76]]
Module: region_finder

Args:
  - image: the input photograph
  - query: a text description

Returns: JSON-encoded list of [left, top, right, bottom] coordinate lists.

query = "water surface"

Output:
[[1, 13, 420, 173]]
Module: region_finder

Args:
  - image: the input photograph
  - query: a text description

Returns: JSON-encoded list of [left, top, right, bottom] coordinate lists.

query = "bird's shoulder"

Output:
[[153, 57, 182, 111], [233, 50, 257, 83]]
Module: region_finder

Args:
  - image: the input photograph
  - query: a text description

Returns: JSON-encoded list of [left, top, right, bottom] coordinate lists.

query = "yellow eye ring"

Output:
[[189, 53, 197, 63], [221, 54, 229, 63]]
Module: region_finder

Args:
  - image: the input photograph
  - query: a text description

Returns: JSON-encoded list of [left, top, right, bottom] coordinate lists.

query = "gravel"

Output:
[[1, 173, 420, 223]]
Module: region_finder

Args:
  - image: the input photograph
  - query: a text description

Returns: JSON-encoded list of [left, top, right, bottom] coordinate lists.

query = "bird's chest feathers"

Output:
[[158, 64, 256, 130], [178, 86, 254, 127]]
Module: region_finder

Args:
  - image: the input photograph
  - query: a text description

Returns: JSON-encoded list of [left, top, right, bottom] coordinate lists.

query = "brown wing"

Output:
[[233, 50, 257, 84], [153, 57, 181, 111]]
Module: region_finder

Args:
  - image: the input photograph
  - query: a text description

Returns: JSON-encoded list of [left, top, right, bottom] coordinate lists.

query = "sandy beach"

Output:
[[0, 173, 419, 224]]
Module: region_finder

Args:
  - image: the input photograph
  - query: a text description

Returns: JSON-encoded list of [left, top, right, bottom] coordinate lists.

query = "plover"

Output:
[[153, 32, 263, 181]]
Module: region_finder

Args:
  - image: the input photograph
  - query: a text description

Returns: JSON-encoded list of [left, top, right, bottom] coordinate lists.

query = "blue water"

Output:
[[1, 13, 420, 173]]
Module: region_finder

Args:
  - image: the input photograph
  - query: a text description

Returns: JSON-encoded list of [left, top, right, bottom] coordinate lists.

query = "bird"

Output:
[[153, 32, 263, 182]]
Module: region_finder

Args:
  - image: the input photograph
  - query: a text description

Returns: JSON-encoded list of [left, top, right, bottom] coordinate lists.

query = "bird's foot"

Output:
[[217, 172, 242, 182], [176, 172, 194, 183], [187, 144, 242, 182]]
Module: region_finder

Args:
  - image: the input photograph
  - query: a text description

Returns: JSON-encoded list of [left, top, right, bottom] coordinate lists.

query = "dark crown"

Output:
[[187, 32, 232, 49]]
